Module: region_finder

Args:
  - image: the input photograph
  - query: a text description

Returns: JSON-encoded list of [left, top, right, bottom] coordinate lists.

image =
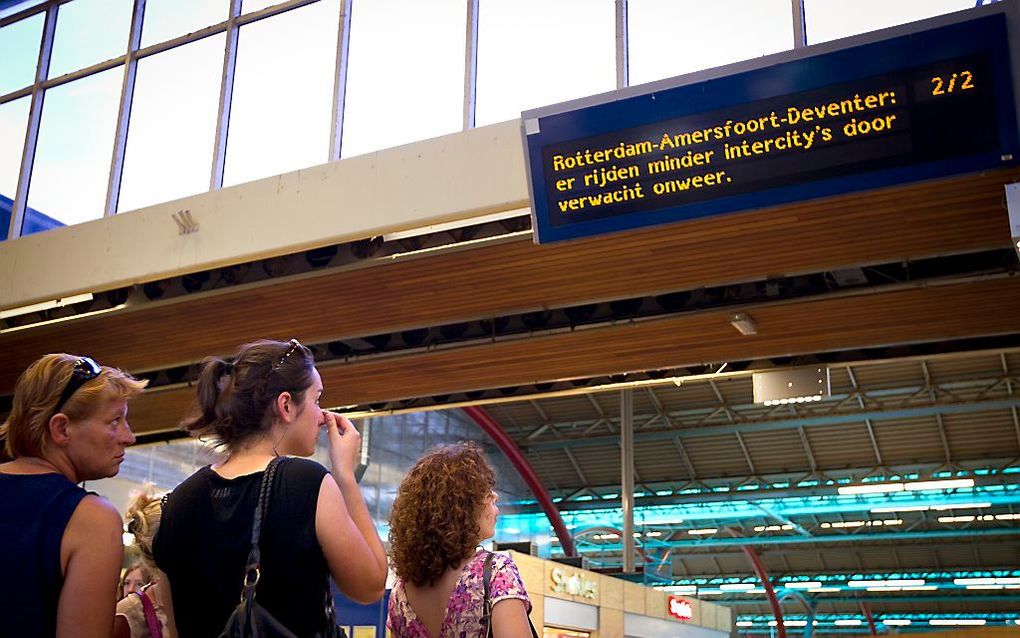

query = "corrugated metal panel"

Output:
[[872, 417, 946, 465], [847, 360, 927, 389], [926, 354, 1005, 383], [741, 430, 812, 474], [804, 423, 876, 469], [942, 412, 1020, 460], [682, 436, 752, 477]]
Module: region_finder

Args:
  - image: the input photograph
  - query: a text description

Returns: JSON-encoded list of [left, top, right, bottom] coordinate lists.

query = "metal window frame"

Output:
[[2, 0, 808, 242]]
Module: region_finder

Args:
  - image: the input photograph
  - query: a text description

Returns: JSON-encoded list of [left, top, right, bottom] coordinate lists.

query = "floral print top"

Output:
[[388, 550, 532, 638]]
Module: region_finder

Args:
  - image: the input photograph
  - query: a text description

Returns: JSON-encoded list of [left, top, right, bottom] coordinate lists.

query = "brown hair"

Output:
[[125, 484, 162, 571], [0, 354, 147, 460], [388, 442, 496, 587], [180, 339, 315, 449]]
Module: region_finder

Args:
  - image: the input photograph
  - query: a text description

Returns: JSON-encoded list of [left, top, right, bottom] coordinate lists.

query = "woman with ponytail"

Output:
[[0, 353, 147, 638], [153, 339, 387, 637]]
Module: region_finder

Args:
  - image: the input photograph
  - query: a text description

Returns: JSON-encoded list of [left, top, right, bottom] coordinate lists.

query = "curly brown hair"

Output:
[[388, 442, 496, 587]]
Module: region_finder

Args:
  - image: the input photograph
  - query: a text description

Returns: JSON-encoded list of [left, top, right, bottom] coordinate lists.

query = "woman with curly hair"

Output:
[[387, 442, 534, 637]]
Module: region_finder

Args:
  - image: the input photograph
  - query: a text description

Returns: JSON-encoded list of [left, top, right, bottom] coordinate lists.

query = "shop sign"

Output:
[[549, 567, 598, 599], [668, 596, 693, 622]]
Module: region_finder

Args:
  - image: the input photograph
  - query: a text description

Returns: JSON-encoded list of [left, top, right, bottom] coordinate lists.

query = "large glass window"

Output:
[[0, 12, 44, 96], [340, 0, 465, 158], [0, 96, 30, 240], [804, 0, 975, 44], [25, 67, 122, 233], [223, 0, 340, 186], [141, 0, 230, 48], [475, 0, 616, 126], [629, 0, 793, 86], [48, 0, 133, 79], [119, 34, 225, 212]]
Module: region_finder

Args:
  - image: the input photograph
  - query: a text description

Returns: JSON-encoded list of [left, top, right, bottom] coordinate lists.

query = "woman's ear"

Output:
[[274, 392, 294, 422], [48, 413, 72, 447]]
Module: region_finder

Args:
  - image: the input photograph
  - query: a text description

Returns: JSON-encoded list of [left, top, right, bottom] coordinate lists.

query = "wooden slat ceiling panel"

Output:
[[805, 423, 880, 469], [2, 170, 1016, 395], [871, 416, 947, 465], [119, 276, 1020, 435], [941, 411, 1020, 460]]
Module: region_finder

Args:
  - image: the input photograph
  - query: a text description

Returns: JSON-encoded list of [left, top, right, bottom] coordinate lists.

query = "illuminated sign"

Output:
[[668, 596, 694, 622], [550, 567, 598, 600], [523, 11, 1019, 244]]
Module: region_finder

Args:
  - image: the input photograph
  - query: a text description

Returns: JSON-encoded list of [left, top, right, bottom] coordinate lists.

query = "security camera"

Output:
[[1005, 182, 1020, 259]]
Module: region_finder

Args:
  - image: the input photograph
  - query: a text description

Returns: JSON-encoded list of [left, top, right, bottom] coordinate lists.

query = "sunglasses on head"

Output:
[[270, 339, 302, 373], [53, 356, 102, 414]]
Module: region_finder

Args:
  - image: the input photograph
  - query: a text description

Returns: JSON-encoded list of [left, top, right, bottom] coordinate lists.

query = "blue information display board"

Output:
[[522, 11, 1020, 244]]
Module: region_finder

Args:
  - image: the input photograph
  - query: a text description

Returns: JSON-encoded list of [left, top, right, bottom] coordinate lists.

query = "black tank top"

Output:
[[153, 458, 330, 638], [0, 471, 88, 638]]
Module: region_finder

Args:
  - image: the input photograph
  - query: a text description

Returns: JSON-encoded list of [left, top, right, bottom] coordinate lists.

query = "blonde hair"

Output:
[[125, 484, 163, 570], [0, 353, 148, 460]]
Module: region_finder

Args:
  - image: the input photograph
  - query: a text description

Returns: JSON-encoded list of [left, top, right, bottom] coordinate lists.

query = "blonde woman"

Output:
[[0, 354, 147, 638], [115, 486, 174, 638]]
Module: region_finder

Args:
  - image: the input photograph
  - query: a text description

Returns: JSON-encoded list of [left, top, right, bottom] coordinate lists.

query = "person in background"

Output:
[[153, 339, 388, 637], [0, 353, 147, 638], [387, 442, 534, 638], [115, 486, 174, 638], [120, 560, 153, 600]]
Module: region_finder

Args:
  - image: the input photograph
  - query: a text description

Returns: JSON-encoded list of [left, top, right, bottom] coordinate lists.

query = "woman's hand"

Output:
[[322, 410, 362, 481]]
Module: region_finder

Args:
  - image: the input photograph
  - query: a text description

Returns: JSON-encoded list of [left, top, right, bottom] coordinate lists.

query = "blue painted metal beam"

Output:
[[526, 398, 1020, 451], [726, 595, 1020, 604], [569, 527, 1020, 550]]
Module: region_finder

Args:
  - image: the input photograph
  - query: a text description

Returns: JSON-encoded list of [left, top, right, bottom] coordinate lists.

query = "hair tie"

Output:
[[222, 362, 234, 375]]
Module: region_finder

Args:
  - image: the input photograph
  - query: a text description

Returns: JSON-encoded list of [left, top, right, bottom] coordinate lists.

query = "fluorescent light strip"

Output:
[[848, 579, 925, 588], [807, 587, 841, 593], [784, 582, 822, 589], [929, 619, 986, 626], [835, 620, 863, 626], [736, 621, 754, 627], [955, 577, 1020, 586], [881, 620, 911, 626], [720, 583, 756, 591], [905, 479, 975, 491], [838, 483, 904, 495], [688, 528, 718, 535]]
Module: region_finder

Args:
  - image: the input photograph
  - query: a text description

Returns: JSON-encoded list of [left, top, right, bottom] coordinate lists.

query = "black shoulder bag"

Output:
[[219, 457, 343, 638], [481, 551, 540, 638]]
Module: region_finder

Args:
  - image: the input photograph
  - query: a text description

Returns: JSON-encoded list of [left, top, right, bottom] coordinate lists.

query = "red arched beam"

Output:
[[463, 406, 577, 556], [743, 545, 786, 638], [860, 601, 878, 635]]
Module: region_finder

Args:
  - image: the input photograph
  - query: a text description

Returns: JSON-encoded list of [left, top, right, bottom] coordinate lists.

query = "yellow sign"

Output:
[[549, 567, 598, 599]]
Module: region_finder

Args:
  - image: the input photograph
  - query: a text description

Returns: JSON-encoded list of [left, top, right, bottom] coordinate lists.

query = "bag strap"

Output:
[[481, 551, 540, 638], [239, 456, 285, 603], [135, 590, 163, 638]]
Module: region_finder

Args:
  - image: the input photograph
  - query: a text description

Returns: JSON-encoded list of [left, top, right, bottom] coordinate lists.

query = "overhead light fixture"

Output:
[[753, 367, 830, 405], [955, 577, 1020, 586], [784, 582, 822, 589], [839, 483, 904, 495], [720, 583, 756, 591], [904, 478, 974, 491], [849, 579, 925, 588], [807, 587, 841, 593], [881, 619, 911, 626], [784, 620, 807, 627], [736, 621, 754, 627], [729, 312, 757, 336], [835, 620, 863, 626], [687, 528, 718, 535], [929, 619, 986, 626], [931, 502, 991, 510]]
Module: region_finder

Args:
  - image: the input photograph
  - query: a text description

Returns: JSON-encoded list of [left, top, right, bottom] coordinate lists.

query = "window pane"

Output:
[[0, 96, 30, 240], [26, 67, 121, 234], [805, 0, 975, 44], [476, 0, 616, 126], [224, 0, 340, 186], [0, 12, 44, 95], [340, 0, 465, 158], [141, 0, 229, 48], [49, 0, 133, 79], [629, 0, 793, 86], [119, 34, 224, 212]]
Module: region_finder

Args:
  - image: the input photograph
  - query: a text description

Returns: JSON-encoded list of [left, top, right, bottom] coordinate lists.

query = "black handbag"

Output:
[[481, 551, 540, 638], [219, 457, 343, 638]]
